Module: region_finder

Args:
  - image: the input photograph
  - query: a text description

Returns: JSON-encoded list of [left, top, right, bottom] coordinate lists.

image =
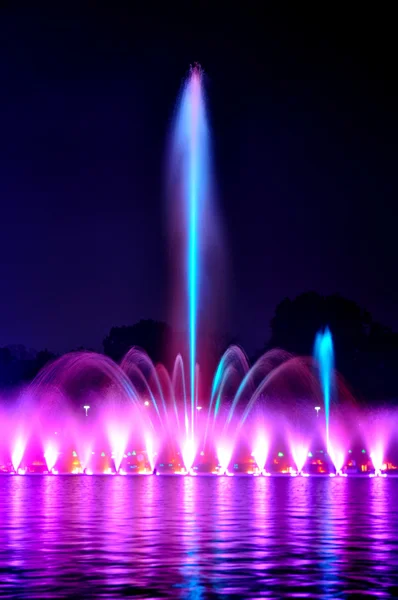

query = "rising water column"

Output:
[[171, 66, 209, 439], [314, 326, 334, 447]]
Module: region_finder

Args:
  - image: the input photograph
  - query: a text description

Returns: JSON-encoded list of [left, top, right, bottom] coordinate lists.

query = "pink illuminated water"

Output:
[[291, 444, 309, 474], [44, 443, 58, 472], [11, 437, 25, 473], [182, 438, 196, 473], [0, 345, 394, 476], [252, 434, 269, 472], [216, 441, 234, 475]]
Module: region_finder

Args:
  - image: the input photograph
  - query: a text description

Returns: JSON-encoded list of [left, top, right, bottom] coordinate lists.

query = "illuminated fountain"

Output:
[[0, 342, 395, 476], [0, 67, 395, 477], [252, 433, 270, 476]]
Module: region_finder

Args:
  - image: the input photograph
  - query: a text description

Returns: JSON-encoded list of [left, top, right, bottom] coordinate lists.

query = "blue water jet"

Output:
[[171, 65, 209, 436], [314, 327, 334, 446]]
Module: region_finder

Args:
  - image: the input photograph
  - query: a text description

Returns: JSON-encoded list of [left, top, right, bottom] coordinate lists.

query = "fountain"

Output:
[[314, 326, 334, 448], [0, 66, 395, 477]]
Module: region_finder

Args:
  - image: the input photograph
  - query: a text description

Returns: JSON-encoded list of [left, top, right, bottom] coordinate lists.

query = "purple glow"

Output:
[[370, 448, 384, 475], [291, 443, 309, 475], [169, 65, 210, 441], [0, 348, 393, 476], [182, 438, 196, 473], [44, 443, 58, 472], [11, 437, 26, 472], [0, 395, 395, 476], [145, 435, 156, 472], [252, 434, 269, 473], [328, 444, 345, 474], [108, 423, 129, 473], [216, 442, 234, 475]]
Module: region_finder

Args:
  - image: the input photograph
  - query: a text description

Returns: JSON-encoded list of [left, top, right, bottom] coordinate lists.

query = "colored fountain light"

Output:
[[186, 68, 203, 431], [171, 65, 210, 443], [370, 449, 387, 477], [108, 424, 129, 473], [216, 442, 234, 476], [314, 327, 334, 447], [144, 435, 156, 472], [44, 443, 58, 472], [182, 438, 196, 473], [291, 444, 309, 476], [76, 444, 93, 472], [328, 444, 345, 475], [12, 437, 26, 473], [252, 434, 269, 474]]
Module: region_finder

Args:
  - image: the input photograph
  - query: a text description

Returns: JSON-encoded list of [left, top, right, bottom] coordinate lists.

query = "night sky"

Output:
[[1, 5, 396, 355]]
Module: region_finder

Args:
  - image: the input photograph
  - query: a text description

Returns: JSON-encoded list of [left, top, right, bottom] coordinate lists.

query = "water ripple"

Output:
[[0, 476, 397, 598]]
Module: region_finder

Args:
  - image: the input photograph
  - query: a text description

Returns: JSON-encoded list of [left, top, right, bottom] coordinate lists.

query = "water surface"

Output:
[[0, 476, 397, 598]]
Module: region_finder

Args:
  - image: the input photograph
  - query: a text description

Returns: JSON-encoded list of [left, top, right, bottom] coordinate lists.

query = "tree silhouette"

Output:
[[268, 291, 398, 402], [103, 319, 172, 364], [0, 345, 57, 389]]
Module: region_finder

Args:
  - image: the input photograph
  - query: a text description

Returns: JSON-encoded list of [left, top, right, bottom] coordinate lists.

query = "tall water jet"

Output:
[[169, 64, 211, 445], [178, 66, 208, 435], [314, 327, 334, 447]]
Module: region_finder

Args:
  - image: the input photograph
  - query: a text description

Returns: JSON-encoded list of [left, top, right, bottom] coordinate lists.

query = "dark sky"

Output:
[[1, 5, 397, 354]]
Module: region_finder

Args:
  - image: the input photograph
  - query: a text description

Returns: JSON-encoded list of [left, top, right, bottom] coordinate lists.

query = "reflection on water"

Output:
[[0, 476, 398, 598]]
